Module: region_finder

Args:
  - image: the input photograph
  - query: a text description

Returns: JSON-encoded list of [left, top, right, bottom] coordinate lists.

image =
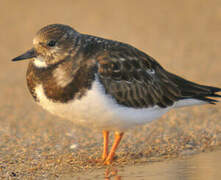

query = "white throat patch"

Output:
[[33, 57, 48, 68], [53, 66, 73, 87]]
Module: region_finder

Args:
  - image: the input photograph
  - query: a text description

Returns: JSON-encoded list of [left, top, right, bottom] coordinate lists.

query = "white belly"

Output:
[[35, 79, 171, 131]]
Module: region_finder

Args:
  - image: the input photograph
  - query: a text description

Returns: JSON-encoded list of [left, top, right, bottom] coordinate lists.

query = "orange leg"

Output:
[[102, 130, 109, 160], [104, 132, 124, 165]]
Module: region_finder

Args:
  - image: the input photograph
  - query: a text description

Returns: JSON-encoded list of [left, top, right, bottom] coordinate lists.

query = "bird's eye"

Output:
[[47, 40, 56, 47]]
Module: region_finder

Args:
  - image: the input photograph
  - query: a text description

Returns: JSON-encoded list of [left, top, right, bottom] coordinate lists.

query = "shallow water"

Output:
[[70, 149, 221, 180]]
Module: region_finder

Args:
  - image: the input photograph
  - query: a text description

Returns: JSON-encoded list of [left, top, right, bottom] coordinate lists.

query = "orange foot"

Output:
[[103, 132, 124, 165], [102, 130, 109, 161]]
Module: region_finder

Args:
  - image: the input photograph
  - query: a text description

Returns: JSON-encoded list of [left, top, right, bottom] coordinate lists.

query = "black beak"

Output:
[[12, 48, 36, 62]]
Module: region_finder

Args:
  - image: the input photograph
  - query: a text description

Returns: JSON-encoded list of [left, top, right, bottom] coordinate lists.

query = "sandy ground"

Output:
[[1, 0, 221, 179]]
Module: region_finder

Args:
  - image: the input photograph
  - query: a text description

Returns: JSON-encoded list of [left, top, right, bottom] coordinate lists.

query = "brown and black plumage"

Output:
[[97, 46, 221, 108], [12, 24, 221, 164]]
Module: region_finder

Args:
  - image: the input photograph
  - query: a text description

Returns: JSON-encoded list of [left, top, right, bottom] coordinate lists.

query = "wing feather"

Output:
[[96, 46, 182, 108]]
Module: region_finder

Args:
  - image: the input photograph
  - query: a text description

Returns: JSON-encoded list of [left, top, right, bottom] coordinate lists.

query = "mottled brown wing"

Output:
[[96, 45, 182, 108]]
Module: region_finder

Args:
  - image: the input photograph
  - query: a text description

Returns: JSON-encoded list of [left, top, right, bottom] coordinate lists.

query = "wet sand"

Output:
[[74, 149, 221, 180], [1, 0, 221, 179]]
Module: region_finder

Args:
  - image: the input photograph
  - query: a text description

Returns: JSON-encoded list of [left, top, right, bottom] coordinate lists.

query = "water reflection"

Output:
[[75, 149, 221, 180], [105, 167, 121, 180]]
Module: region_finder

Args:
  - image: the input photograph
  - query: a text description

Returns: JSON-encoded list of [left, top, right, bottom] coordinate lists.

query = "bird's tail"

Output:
[[166, 72, 221, 107]]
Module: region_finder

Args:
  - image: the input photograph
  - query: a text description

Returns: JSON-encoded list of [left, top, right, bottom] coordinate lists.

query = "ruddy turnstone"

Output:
[[12, 24, 221, 164]]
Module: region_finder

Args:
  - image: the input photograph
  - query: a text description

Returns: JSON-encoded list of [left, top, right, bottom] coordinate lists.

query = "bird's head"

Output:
[[12, 24, 80, 68]]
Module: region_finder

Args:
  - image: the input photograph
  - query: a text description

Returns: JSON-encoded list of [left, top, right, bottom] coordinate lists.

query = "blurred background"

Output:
[[1, 0, 221, 179]]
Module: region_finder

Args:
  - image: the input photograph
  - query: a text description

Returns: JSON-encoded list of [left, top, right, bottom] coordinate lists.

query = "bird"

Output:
[[12, 24, 221, 164]]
